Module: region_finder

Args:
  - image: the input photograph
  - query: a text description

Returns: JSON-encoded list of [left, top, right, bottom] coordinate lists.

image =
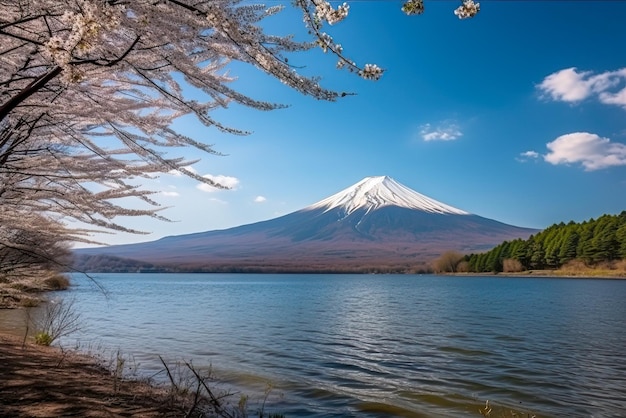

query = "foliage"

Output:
[[1, 1, 332, 240], [464, 211, 626, 273], [0, 213, 73, 283], [502, 258, 523, 273], [42, 274, 71, 291], [34, 332, 54, 346], [432, 250, 464, 273]]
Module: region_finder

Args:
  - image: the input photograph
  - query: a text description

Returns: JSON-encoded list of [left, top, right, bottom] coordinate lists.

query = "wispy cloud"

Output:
[[544, 132, 626, 171], [538, 67, 626, 108], [168, 166, 198, 177], [197, 174, 240, 193], [254, 196, 267, 203], [419, 122, 462, 142], [161, 191, 180, 197], [517, 150, 540, 163]]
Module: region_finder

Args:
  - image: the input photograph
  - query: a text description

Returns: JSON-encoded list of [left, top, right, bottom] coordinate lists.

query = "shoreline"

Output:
[[0, 332, 187, 417], [441, 269, 626, 279]]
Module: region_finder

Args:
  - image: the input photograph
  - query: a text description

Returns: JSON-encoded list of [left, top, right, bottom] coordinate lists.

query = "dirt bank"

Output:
[[0, 333, 184, 417]]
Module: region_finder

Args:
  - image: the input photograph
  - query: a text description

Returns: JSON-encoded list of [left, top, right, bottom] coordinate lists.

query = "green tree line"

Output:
[[463, 211, 626, 273]]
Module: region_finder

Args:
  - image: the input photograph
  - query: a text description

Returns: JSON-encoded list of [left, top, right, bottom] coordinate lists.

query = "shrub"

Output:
[[34, 332, 53, 346], [456, 260, 470, 273], [560, 259, 588, 272], [32, 298, 81, 346], [502, 258, 523, 273], [43, 274, 70, 290], [432, 251, 464, 273]]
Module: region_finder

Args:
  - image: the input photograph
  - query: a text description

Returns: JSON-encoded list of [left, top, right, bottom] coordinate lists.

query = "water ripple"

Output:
[[2, 273, 622, 417]]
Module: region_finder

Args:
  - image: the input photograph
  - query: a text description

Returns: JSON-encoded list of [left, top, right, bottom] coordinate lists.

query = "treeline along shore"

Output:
[[434, 212, 626, 277]]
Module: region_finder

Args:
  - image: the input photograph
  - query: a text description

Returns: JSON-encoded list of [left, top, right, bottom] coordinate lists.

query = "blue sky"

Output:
[[85, 1, 626, 246]]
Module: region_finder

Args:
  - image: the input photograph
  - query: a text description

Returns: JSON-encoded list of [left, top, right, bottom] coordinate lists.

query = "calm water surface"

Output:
[[3, 274, 625, 417]]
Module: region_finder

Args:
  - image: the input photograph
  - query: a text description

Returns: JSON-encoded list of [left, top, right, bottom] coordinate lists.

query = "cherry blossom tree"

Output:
[[0, 210, 72, 281], [0, 0, 479, 280], [0, 1, 342, 232], [0, 0, 338, 280]]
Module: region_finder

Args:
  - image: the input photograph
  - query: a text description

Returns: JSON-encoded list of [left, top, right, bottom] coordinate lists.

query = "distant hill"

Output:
[[74, 176, 539, 273]]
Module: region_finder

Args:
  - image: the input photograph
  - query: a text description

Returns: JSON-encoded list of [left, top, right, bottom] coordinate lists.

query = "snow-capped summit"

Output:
[[307, 176, 469, 215]]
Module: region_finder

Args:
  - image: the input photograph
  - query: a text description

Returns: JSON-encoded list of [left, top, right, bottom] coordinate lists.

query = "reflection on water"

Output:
[[1, 274, 625, 417]]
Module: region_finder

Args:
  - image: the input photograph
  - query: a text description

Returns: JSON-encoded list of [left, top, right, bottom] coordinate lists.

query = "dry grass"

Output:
[[0, 283, 42, 309], [0, 273, 72, 308], [555, 259, 626, 278], [42, 274, 71, 290]]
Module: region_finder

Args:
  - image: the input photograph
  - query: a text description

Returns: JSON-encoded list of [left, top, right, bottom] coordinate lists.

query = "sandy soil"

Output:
[[0, 334, 185, 417]]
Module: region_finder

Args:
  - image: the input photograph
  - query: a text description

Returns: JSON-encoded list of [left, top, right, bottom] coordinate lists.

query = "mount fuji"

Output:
[[74, 176, 539, 273]]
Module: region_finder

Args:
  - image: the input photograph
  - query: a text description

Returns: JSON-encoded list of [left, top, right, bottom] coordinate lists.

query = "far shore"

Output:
[[442, 269, 626, 280]]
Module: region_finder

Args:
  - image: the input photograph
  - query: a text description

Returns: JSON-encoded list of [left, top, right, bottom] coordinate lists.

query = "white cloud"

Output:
[[599, 86, 626, 107], [538, 68, 594, 102], [521, 151, 539, 159], [538, 67, 626, 108], [168, 165, 198, 177], [544, 132, 626, 171], [517, 150, 540, 163], [197, 174, 240, 193], [161, 191, 180, 197], [254, 196, 267, 203], [420, 122, 462, 142]]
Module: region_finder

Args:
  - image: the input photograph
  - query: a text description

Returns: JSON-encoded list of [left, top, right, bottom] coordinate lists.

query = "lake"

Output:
[[2, 273, 625, 417]]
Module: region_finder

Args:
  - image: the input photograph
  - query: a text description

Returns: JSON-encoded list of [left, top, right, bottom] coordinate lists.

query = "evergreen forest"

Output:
[[463, 211, 626, 273]]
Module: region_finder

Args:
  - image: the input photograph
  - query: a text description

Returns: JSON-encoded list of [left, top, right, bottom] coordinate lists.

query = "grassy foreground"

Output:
[[0, 333, 184, 417], [0, 329, 286, 418]]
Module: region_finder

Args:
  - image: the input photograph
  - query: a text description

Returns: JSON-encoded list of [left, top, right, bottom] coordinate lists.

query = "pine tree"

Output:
[[558, 230, 580, 265]]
